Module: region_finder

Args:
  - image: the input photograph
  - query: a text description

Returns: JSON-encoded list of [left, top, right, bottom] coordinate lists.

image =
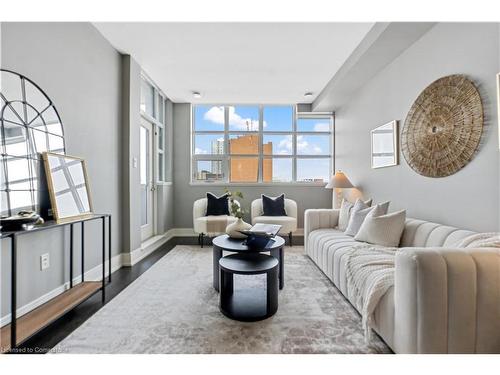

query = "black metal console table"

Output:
[[0, 213, 111, 353]]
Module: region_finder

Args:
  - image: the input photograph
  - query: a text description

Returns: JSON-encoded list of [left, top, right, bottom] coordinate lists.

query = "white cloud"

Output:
[[203, 106, 266, 131], [195, 147, 207, 154], [297, 135, 323, 155], [313, 122, 330, 132], [228, 106, 259, 131], [277, 135, 293, 154], [203, 106, 225, 126], [265, 134, 326, 155], [297, 135, 309, 153]]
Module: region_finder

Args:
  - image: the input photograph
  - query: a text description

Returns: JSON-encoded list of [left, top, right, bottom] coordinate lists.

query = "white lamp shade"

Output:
[[325, 171, 354, 189]]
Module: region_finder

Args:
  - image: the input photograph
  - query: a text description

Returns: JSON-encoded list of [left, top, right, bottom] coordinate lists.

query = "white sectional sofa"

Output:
[[304, 208, 500, 354]]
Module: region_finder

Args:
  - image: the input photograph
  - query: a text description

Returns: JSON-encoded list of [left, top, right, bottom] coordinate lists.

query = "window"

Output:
[[192, 105, 333, 184], [140, 75, 170, 183]]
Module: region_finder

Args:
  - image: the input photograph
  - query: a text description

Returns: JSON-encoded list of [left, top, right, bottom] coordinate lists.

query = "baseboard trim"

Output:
[[122, 228, 175, 267], [0, 253, 123, 327]]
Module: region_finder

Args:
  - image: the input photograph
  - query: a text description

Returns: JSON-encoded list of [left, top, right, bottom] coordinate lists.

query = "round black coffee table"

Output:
[[219, 253, 279, 322], [212, 234, 285, 292]]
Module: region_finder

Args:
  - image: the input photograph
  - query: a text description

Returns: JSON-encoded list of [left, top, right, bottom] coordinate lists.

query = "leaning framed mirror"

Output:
[[371, 120, 399, 169], [42, 152, 93, 223], [1, 69, 66, 219]]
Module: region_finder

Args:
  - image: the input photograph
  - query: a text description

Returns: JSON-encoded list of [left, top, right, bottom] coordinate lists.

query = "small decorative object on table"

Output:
[[224, 189, 252, 239], [239, 223, 282, 250], [0, 211, 44, 231]]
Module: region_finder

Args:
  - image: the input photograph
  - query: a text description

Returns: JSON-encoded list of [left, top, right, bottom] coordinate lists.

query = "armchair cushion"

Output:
[[206, 192, 230, 216], [262, 194, 287, 216]]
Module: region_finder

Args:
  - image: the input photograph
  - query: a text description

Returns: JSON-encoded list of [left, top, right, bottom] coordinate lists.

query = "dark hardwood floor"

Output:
[[9, 235, 302, 354], [10, 238, 188, 354]]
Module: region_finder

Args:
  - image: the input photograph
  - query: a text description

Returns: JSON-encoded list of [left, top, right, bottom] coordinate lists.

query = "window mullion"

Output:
[[292, 105, 297, 182], [224, 106, 229, 183], [258, 105, 263, 183]]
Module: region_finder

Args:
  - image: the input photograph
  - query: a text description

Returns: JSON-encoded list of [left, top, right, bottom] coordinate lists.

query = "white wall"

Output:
[[334, 23, 500, 232]]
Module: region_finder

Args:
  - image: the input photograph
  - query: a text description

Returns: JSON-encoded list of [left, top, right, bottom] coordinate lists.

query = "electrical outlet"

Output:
[[40, 253, 50, 270]]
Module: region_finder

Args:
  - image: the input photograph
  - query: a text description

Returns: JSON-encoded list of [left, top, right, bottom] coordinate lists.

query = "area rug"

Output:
[[52, 245, 391, 354]]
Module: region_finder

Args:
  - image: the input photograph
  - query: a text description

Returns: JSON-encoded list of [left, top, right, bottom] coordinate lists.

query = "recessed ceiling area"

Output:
[[94, 22, 374, 104]]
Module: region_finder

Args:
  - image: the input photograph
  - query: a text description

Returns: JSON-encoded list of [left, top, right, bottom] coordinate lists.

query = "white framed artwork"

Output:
[[371, 120, 399, 169]]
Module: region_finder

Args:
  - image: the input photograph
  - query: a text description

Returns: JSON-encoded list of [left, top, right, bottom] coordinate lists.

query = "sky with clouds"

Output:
[[194, 105, 331, 181]]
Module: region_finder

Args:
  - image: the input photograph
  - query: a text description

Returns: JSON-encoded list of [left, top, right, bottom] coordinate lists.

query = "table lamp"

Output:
[[325, 171, 354, 209]]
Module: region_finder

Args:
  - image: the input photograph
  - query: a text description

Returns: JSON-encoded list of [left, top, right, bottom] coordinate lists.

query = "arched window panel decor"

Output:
[[0, 69, 66, 217]]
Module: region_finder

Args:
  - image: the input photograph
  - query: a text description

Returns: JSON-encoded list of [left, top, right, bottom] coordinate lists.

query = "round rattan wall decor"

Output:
[[401, 74, 483, 178]]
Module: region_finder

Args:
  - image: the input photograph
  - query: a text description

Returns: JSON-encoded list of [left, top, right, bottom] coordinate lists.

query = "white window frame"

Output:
[[140, 73, 171, 185], [191, 104, 334, 186]]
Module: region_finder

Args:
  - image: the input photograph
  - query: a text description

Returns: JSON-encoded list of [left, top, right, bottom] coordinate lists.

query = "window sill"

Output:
[[189, 182, 327, 187]]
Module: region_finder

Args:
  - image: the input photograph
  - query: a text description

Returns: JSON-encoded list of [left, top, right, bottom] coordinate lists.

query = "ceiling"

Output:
[[94, 23, 373, 104]]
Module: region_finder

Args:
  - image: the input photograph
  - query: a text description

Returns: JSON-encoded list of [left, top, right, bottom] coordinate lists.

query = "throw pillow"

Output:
[[262, 194, 287, 216], [338, 199, 353, 231], [206, 193, 230, 216], [344, 200, 390, 237], [354, 207, 406, 247], [338, 198, 373, 231]]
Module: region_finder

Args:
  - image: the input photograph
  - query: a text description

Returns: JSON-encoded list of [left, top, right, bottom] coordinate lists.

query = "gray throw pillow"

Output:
[[355, 206, 406, 247], [338, 198, 373, 231], [345, 200, 389, 237]]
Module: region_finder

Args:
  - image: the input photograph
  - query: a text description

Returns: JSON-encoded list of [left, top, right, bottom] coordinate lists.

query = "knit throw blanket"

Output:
[[344, 244, 397, 342], [455, 232, 500, 249]]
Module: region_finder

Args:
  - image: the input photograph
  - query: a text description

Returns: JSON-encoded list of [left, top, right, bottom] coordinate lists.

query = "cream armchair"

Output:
[[193, 197, 238, 247], [251, 198, 298, 245]]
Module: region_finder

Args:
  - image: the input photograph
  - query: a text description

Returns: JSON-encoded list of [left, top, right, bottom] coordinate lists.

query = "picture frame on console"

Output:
[[371, 120, 399, 169], [42, 152, 94, 223]]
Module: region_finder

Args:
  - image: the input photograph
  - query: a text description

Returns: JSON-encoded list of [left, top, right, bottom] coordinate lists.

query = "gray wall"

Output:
[[121, 55, 141, 252], [335, 23, 500, 232], [172, 103, 332, 229], [1, 23, 123, 317]]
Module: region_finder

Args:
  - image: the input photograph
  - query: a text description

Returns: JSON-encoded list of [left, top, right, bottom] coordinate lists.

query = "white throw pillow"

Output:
[[345, 201, 390, 237], [354, 206, 406, 247], [338, 199, 353, 231], [337, 198, 372, 231]]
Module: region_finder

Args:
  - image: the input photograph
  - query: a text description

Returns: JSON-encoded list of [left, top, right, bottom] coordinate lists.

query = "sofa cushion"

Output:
[[400, 218, 476, 248], [307, 228, 363, 284], [355, 208, 406, 247]]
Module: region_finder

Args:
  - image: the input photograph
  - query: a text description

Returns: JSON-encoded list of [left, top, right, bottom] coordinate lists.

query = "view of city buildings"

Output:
[[196, 134, 274, 182]]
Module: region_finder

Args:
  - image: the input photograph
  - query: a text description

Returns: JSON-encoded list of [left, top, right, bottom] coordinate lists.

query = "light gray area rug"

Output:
[[53, 245, 391, 354]]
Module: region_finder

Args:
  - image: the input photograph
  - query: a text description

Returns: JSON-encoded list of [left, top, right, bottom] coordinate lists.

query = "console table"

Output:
[[0, 214, 111, 353]]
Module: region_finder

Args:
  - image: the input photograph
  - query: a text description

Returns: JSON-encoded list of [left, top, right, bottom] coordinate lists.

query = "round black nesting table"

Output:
[[212, 234, 285, 292], [219, 253, 279, 322]]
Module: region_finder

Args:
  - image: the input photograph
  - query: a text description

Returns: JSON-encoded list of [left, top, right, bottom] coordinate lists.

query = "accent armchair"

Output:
[[251, 198, 298, 245], [193, 197, 238, 247]]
